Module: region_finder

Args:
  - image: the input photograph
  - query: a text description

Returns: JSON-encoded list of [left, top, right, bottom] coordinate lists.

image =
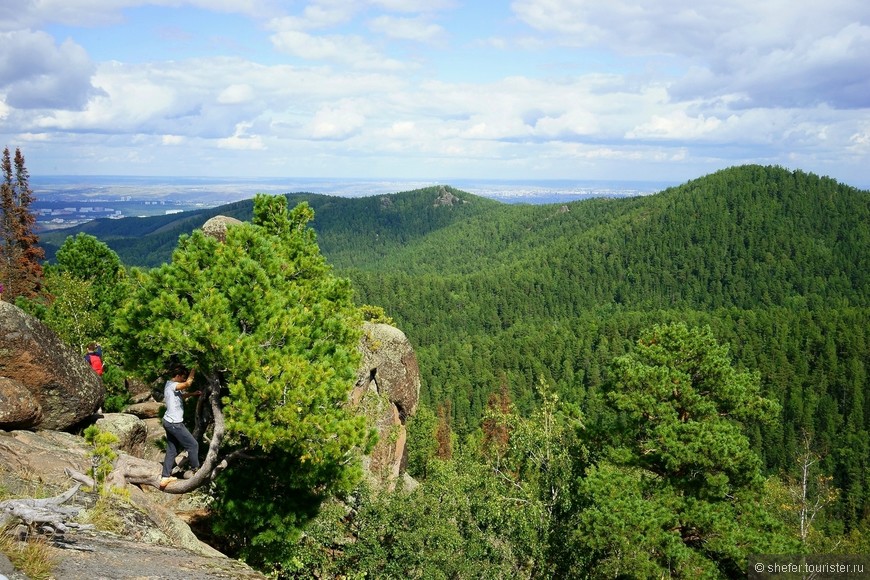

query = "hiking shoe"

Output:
[[159, 476, 177, 489]]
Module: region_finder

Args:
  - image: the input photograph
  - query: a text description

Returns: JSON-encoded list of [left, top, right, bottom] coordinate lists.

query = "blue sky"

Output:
[[1, 1, 869, 187]]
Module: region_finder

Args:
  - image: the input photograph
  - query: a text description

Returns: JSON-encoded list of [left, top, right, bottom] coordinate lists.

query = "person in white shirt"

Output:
[[160, 366, 201, 489]]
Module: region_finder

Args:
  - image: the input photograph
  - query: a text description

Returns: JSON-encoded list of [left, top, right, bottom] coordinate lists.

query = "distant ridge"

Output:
[[41, 167, 869, 303]]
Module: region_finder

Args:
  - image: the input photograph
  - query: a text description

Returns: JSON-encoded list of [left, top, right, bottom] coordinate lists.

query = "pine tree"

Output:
[[0, 147, 44, 300], [573, 323, 795, 577], [115, 194, 374, 565]]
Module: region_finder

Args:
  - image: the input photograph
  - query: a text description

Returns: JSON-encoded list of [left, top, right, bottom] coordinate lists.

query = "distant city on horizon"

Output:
[[32, 174, 675, 200]]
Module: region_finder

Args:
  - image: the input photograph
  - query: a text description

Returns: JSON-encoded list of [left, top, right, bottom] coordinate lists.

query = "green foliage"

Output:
[[53, 232, 123, 289], [39, 270, 102, 353], [405, 404, 438, 480], [115, 194, 374, 565], [78, 495, 125, 534], [0, 531, 55, 580], [359, 303, 394, 325], [101, 364, 130, 412], [24, 234, 131, 392], [50, 232, 129, 339], [210, 453, 361, 572], [83, 425, 119, 493], [283, 461, 528, 579], [604, 323, 779, 494], [575, 323, 795, 577]]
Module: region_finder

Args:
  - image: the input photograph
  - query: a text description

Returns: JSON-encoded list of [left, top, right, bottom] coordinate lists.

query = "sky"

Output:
[[1, 1, 869, 187]]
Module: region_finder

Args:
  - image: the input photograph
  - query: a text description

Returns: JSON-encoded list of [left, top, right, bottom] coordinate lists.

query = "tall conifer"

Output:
[[0, 147, 44, 299]]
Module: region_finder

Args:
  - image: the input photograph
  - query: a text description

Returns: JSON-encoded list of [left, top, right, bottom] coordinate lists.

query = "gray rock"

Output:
[[141, 417, 167, 463], [95, 413, 148, 458], [124, 400, 163, 419], [0, 430, 92, 488], [202, 215, 243, 242], [0, 302, 104, 430], [353, 322, 421, 490]]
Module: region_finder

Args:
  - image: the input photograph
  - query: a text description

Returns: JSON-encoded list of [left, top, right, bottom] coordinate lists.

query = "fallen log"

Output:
[[0, 483, 94, 536]]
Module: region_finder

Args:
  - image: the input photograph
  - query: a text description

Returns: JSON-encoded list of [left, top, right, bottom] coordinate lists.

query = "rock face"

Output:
[[96, 413, 148, 458], [0, 302, 104, 430], [0, 376, 41, 428], [202, 215, 243, 242], [0, 429, 265, 579], [353, 322, 421, 490], [433, 186, 462, 207]]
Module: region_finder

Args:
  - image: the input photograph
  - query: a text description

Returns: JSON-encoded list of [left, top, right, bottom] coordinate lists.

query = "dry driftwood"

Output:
[[0, 483, 94, 536]]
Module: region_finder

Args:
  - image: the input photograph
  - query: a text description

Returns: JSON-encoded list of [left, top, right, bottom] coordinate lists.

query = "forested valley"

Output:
[[32, 164, 870, 577]]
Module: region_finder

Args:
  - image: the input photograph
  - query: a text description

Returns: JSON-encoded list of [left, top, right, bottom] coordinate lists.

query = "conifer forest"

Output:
[[16, 164, 870, 577]]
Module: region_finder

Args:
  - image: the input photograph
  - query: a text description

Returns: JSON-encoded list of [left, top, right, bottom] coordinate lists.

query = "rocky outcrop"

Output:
[[202, 215, 243, 242], [433, 186, 463, 207], [353, 322, 421, 490], [95, 413, 148, 458], [0, 429, 265, 579], [0, 302, 104, 430]]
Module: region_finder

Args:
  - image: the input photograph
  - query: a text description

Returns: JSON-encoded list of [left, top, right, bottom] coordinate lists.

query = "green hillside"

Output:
[[40, 165, 870, 530], [40, 185, 498, 269]]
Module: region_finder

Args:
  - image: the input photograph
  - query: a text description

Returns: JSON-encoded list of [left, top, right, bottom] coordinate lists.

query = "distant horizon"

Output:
[[28, 174, 682, 206], [28, 169, 870, 194]]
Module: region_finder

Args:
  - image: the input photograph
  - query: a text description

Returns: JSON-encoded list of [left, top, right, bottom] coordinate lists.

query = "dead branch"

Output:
[[0, 483, 94, 536]]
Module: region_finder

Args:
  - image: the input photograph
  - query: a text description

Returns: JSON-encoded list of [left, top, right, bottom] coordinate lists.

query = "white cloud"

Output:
[[217, 121, 265, 150], [270, 29, 408, 70], [32, 63, 180, 132], [627, 111, 723, 140], [1, 1, 868, 185], [307, 101, 366, 139], [384, 121, 417, 138], [367, 15, 445, 43], [0, 30, 100, 109], [369, 0, 455, 12], [268, 3, 358, 31], [217, 83, 255, 105], [511, 0, 870, 109], [1, 0, 281, 29]]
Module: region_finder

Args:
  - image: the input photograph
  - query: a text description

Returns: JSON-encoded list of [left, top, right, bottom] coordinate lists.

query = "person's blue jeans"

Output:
[[162, 419, 200, 477]]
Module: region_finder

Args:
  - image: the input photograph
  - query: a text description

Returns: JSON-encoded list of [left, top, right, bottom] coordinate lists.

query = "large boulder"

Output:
[[141, 417, 167, 463], [96, 413, 148, 458], [0, 376, 42, 428], [0, 301, 104, 430], [202, 215, 243, 242], [353, 322, 421, 490]]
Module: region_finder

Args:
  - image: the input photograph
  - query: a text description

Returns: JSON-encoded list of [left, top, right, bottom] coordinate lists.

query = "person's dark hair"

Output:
[[171, 365, 188, 377]]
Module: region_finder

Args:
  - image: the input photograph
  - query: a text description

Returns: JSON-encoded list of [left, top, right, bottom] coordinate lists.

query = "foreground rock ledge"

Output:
[[0, 429, 265, 580]]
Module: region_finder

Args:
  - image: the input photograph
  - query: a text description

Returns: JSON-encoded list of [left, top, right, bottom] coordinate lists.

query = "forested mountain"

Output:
[[41, 165, 870, 530], [39, 185, 498, 268]]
